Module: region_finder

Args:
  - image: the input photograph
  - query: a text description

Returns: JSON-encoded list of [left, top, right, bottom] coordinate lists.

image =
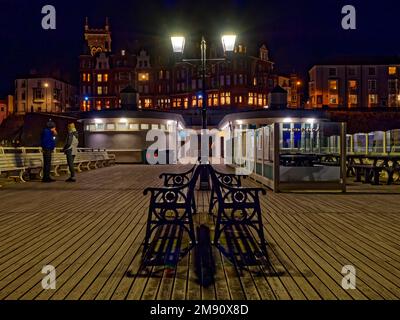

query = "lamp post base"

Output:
[[199, 164, 211, 191]]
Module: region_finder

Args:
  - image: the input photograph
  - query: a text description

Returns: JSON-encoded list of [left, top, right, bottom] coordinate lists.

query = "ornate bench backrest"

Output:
[[213, 167, 245, 187], [209, 165, 265, 211], [160, 164, 197, 187], [146, 165, 201, 209]]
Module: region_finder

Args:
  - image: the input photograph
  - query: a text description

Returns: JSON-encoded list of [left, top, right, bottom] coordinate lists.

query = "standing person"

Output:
[[41, 119, 57, 183], [62, 123, 79, 182]]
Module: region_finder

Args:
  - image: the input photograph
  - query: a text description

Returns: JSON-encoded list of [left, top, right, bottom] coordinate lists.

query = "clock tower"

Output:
[[84, 17, 112, 56]]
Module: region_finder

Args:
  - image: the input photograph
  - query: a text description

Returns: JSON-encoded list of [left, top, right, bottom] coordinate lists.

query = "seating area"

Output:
[[141, 164, 268, 272], [347, 154, 400, 185], [0, 147, 115, 184]]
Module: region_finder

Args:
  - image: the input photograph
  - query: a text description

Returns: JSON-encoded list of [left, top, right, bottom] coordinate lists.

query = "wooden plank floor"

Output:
[[0, 165, 399, 300]]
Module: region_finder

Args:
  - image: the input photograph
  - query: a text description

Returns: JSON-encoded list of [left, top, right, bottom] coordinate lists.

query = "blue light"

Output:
[[84, 96, 89, 101], [197, 94, 203, 99]]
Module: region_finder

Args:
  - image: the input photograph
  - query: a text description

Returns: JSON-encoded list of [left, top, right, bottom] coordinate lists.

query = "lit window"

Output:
[[221, 92, 231, 105], [106, 123, 116, 130], [184, 98, 188, 108], [213, 94, 218, 106], [144, 99, 152, 108], [96, 100, 102, 110], [248, 93, 255, 105], [368, 94, 378, 106], [349, 94, 358, 105], [97, 87, 103, 95], [141, 124, 149, 130], [129, 124, 139, 130], [388, 67, 397, 75], [258, 94, 263, 106], [97, 74, 102, 82], [82, 74, 86, 82], [329, 80, 338, 90], [349, 80, 357, 90], [117, 123, 128, 130], [253, 78, 257, 86], [138, 73, 149, 82], [329, 95, 338, 104], [104, 74, 109, 82], [151, 124, 159, 130]]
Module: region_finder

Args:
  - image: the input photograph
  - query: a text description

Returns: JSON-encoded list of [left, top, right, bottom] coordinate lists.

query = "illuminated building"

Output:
[[309, 59, 400, 108], [79, 19, 301, 111]]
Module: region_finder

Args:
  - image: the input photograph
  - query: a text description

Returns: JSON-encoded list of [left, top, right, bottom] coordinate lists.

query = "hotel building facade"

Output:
[[14, 76, 77, 115], [309, 61, 400, 109], [79, 18, 301, 112]]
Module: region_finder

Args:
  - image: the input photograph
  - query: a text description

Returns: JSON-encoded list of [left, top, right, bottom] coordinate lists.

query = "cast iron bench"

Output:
[[142, 166, 201, 263], [208, 167, 247, 215], [208, 165, 268, 258]]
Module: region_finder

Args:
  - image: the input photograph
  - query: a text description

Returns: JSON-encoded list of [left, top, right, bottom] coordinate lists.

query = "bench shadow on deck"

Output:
[[0, 165, 399, 300]]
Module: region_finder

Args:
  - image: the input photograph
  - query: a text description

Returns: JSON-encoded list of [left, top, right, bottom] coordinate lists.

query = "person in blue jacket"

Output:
[[41, 119, 57, 182]]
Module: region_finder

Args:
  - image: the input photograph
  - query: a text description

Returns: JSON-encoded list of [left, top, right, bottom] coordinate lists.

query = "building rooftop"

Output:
[[313, 55, 400, 66]]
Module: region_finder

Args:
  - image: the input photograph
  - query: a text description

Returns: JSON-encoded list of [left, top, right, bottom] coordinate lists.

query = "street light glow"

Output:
[[44, 83, 49, 88], [171, 36, 185, 53], [221, 35, 237, 52]]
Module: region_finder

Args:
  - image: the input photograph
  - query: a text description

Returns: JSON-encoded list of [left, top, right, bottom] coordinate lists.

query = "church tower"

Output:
[[259, 44, 269, 61], [84, 17, 112, 56]]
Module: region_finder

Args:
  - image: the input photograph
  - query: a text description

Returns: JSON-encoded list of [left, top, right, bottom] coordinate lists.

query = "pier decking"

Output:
[[0, 165, 399, 300]]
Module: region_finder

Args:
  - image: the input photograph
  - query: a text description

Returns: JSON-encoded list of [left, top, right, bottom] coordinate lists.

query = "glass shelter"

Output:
[[224, 119, 346, 192], [347, 129, 400, 155]]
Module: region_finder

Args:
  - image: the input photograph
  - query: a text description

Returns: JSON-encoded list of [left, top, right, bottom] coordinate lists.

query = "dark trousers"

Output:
[[42, 149, 53, 180], [66, 151, 76, 178]]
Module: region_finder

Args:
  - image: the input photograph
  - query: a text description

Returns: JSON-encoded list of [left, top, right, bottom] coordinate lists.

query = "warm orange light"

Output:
[[296, 81, 301, 86], [44, 83, 49, 88]]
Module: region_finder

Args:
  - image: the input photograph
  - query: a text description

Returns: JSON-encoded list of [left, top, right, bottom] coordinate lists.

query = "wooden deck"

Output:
[[0, 165, 400, 300]]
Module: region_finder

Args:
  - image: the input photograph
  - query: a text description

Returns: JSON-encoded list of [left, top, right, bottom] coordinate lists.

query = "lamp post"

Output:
[[171, 34, 236, 189], [44, 82, 49, 113]]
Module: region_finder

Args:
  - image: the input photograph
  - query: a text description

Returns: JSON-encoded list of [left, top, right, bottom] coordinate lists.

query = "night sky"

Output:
[[0, 0, 399, 97]]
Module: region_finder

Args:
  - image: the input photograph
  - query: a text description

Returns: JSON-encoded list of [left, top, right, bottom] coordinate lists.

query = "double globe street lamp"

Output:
[[170, 35, 237, 190]]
